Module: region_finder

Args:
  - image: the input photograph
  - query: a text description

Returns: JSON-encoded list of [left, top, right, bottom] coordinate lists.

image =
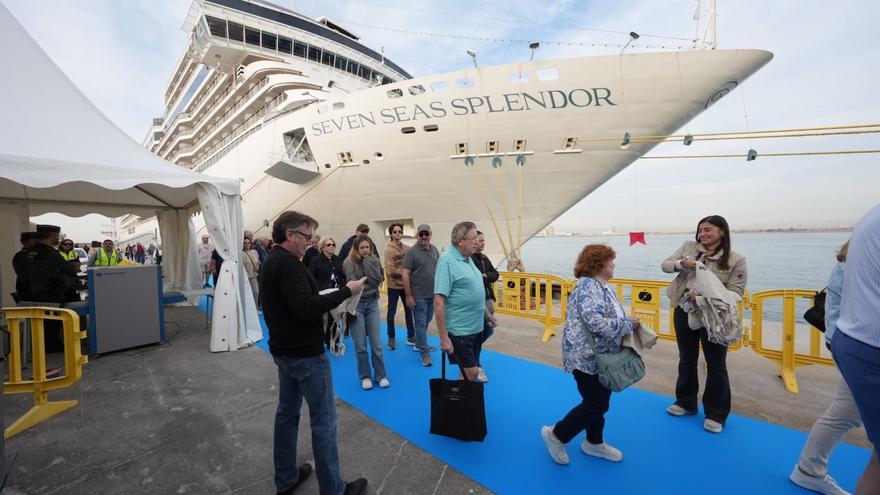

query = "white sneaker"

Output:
[[789, 464, 851, 495], [580, 440, 623, 462], [378, 378, 390, 388], [477, 368, 488, 383], [361, 378, 373, 390], [666, 404, 696, 416], [703, 418, 723, 433], [540, 425, 569, 465]]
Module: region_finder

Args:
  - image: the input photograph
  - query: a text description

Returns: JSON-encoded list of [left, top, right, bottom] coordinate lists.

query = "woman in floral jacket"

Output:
[[540, 244, 640, 465]]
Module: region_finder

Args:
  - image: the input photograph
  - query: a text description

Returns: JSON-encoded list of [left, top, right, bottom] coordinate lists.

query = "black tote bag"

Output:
[[429, 353, 487, 442]]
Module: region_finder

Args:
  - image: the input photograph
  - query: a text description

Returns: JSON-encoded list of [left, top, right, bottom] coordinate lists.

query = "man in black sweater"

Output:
[[260, 210, 368, 495]]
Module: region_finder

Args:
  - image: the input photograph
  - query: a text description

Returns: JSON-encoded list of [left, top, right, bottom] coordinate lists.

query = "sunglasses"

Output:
[[325, 243, 336, 247], [418, 231, 431, 237]]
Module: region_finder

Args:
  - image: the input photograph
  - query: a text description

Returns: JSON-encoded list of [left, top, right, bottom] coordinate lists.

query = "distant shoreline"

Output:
[[538, 227, 852, 238]]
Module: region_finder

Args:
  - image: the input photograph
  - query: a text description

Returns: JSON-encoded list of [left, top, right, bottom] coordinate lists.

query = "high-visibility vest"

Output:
[[95, 249, 119, 266], [60, 250, 78, 262]]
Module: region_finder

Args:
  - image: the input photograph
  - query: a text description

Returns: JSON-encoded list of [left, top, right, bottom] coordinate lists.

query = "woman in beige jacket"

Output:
[[661, 215, 747, 434]]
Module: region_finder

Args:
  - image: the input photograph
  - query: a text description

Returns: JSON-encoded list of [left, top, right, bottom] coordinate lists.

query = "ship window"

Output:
[[456, 143, 468, 155], [293, 41, 307, 58], [227, 21, 244, 42], [508, 71, 529, 83], [307, 46, 321, 62], [278, 36, 292, 54], [362, 159, 370, 165], [261, 32, 277, 50], [322, 51, 335, 66], [431, 81, 449, 92], [358, 65, 372, 81], [383, 76, 394, 85], [373, 72, 385, 84], [245, 27, 261, 46], [408, 85, 426, 95], [537, 68, 559, 81], [401, 127, 416, 134], [514, 139, 526, 152], [334, 55, 348, 71], [456, 77, 476, 89], [387, 88, 403, 99], [424, 124, 439, 132], [487, 141, 499, 153], [346, 61, 359, 75], [206, 16, 227, 38], [332, 102, 345, 111]]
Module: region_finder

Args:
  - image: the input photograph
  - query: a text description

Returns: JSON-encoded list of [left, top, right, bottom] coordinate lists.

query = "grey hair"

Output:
[[450, 221, 477, 245]]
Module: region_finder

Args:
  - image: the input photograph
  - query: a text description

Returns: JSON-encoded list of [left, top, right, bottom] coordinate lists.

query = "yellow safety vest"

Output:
[[95, 249, 119, 266], [60, 250, 78, 262]]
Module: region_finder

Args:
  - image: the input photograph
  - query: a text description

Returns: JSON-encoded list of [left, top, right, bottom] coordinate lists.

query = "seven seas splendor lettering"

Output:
[[311, 87, 615, 136]]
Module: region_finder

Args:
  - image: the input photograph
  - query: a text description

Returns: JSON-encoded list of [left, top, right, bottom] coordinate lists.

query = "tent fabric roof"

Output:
[[0, 4, 240, 217]]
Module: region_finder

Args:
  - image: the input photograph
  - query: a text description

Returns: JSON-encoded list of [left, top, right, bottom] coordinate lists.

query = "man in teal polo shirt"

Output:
[[435, 221, 498, 381]]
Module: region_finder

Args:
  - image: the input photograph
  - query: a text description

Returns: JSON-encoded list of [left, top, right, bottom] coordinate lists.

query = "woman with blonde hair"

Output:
[[790, 240, 860, 495], [343, 235, 388, 390]]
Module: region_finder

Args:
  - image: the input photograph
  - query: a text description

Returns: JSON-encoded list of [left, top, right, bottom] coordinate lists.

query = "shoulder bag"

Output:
[[429, 352, 487, 442], [583, 326, 646, 392]]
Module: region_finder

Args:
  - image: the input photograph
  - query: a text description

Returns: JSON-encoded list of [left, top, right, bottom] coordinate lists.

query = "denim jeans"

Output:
[[833, 330, 880, 459], [386, 287, 414, 340], [350, 296, 386, 381], [798, 378, 862, 477], [673, 307, 731, 423], [273, 353, 344, 495], [553, 370, 612, 445], [413, 297, 435, 356]]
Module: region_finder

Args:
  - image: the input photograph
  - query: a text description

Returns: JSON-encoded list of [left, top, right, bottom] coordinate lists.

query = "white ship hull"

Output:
[[201, 49, 771, 260]]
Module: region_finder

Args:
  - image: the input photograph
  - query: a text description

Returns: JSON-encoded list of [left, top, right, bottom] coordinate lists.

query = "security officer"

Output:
[[11, 231, 37, 302], [88, 239, 121, 267], [29, 225, 79, 352]]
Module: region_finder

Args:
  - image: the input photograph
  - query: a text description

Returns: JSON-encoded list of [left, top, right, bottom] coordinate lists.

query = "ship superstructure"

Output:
[[147, 0, 772, 262]]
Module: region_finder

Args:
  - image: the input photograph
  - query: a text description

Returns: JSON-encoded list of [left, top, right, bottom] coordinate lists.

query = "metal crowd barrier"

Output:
[[493, 272, 829, 394], [3, 307, 88, 438]]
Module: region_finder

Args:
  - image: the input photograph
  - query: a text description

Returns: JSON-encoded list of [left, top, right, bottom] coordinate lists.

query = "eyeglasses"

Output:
[[325, 243, 336, 247], [418, 231, 431, 237], [289, 229, 313, 241]]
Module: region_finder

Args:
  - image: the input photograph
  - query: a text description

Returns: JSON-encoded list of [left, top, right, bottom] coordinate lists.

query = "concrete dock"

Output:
[[2, 301, 868, 494]]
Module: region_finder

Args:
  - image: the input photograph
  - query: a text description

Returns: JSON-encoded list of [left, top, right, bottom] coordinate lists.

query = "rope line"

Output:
[[640, 150, 880, 160], [580, 123, 880, 142], [466, 165, 510, 257]]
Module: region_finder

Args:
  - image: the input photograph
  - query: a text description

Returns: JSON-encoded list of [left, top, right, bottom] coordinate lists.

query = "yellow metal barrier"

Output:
[[494, 272, 572, 342], [747, 290, 834, 394], [494, 272, 831, 393], [3, 307, 89, 439]]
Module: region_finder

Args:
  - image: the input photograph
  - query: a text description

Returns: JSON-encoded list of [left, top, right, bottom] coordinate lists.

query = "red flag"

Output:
[[629, 232, 646, 246]]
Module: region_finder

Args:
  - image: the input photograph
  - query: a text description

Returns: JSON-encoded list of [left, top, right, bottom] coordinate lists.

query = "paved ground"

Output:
[[2, 299, 867, 494]]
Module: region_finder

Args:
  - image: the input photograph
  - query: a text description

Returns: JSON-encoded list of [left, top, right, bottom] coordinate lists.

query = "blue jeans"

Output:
[[833, 330, 880, 459], [273, 353, 344, 495], [386, 287, 414, 340], [413, 297, 435, 356], [350, 296, 386, 381]]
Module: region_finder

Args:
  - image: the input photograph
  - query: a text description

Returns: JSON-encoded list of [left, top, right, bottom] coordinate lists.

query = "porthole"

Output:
[[332, 102, 345, 111], [408, 85, 426, 95], [324, 163, 331, 169], [401, 127, 416, 134], [374, 152, 385, 162], [362, 159, 370, 165], [423, 124, 439, 132], [387, 88, 403, 99]]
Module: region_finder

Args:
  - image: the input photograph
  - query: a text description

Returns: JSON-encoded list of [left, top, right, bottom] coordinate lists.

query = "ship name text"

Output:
[[310, 87, 615, 136]]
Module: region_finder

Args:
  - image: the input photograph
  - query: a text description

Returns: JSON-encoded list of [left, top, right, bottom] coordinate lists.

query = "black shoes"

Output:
[[343, 478, 368, 495], [276, 463, 313, 494]]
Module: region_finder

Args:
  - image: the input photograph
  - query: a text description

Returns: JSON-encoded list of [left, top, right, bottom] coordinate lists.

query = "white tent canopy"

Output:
[[0, 4, 261, 351]]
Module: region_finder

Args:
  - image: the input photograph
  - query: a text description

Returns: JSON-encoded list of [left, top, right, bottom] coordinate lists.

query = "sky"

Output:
[[4, 0, 879, 239]]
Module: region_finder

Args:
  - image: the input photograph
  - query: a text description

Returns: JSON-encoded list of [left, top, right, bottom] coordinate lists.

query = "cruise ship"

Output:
[[146, 0, 772, 261]]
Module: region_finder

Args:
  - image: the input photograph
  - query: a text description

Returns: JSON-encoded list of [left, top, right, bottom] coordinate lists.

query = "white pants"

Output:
[[248, 277, 260, 309], [798, 378, 863, 477]]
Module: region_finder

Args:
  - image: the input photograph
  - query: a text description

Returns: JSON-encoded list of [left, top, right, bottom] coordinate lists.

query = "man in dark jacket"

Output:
[[472, 230, 499, 382], [29, 225, 79, 352], [338, 223, 376, 262], [11, 231, 37, 302], [260, 210, 368, 495]]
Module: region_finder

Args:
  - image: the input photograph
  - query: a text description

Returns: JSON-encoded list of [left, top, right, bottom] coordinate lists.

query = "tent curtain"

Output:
[[196, 184, 262, 351], [0, 201, 31, 307], [157, 208, 201, 293]]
